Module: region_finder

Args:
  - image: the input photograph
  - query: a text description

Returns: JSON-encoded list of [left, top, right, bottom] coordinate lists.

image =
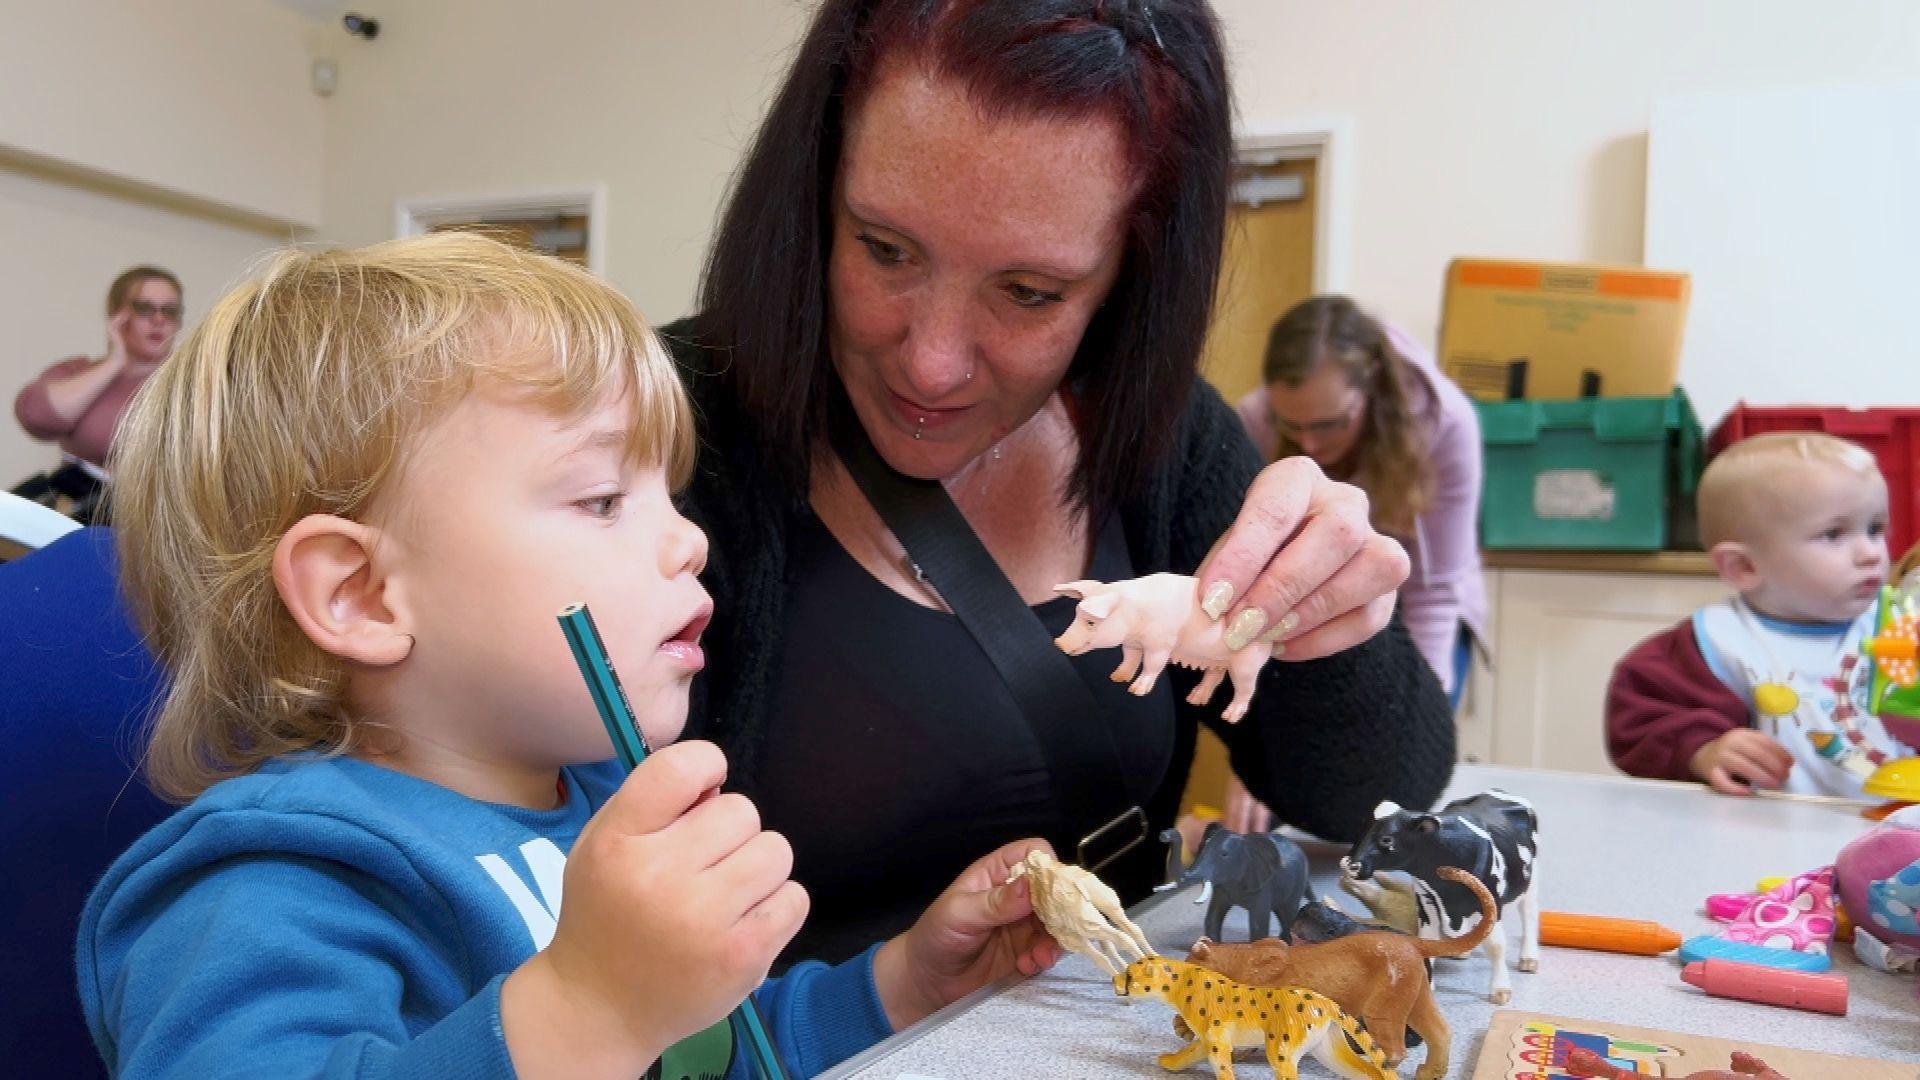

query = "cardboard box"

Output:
[[1439, 258, 1691, 401]]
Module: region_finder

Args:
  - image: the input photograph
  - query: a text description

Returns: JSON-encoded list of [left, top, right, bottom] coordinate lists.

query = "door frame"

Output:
[[394, 185, 607, 276], [1233, 117, 1352, 295]]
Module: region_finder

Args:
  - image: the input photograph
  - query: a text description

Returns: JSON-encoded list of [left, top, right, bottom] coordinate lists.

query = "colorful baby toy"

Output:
[[1834, 804, 1920, 974], [1858, 581, 1920, 802]]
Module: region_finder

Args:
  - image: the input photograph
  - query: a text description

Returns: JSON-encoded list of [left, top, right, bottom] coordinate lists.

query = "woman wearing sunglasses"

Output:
[[13, 266, 183, 519], [1225, 295, 1487, 832]]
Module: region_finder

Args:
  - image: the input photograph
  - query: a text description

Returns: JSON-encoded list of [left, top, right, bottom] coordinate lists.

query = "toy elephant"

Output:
[[1159, 823, 1310, 942]]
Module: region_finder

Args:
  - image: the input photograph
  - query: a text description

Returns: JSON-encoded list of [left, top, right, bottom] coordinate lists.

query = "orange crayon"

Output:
[[1540, 911, 1683, 955]]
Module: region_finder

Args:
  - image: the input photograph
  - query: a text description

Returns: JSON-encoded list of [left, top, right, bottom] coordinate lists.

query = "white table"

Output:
[[824, 765, 1920, 1079]]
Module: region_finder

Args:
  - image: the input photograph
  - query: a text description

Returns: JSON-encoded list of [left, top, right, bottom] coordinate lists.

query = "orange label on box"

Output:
[[1440, 257, 1692, 402]]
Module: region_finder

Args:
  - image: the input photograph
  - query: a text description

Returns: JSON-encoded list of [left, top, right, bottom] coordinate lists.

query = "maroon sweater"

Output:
[[1606, 620, 1750, 782]]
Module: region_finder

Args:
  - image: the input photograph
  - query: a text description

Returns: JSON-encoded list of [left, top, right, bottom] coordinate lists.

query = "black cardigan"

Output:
[[666, 325, 1455, 846]]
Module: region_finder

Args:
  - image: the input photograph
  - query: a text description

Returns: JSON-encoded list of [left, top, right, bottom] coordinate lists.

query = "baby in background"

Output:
[[1608, 432, 1894, 797], [79, 234, 1061, 1080]]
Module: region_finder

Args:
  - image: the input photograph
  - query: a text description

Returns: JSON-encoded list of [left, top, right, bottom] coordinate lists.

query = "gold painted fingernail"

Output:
[[1224, 608, 1268, 651], [1201, 581, 1234, 621]]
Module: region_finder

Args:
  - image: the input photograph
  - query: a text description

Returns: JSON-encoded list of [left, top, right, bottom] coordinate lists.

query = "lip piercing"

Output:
[[914, 416, 926, 440]]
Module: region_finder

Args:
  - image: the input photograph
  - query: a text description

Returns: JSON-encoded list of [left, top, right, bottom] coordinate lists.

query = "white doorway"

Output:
[[394, 186, 607, 275]]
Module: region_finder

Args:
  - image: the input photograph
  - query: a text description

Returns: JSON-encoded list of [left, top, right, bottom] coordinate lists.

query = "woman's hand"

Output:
[[871, 838, 1065, 1030], [1221, 774, 1273, 835], [103, 310, 131, 369], [1196, 456, 1410, 661]]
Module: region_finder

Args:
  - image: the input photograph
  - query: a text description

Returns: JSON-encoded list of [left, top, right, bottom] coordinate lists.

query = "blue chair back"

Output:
[[0, 527, 170, 1074]]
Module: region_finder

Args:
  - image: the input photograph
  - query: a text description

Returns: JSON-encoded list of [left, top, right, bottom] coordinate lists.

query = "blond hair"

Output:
[[1698, 432, 1880, 548], [111, 233, 693, 801]]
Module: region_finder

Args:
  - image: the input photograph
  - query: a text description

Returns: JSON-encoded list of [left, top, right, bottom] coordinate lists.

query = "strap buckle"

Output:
[[1077, 805, 1148, 873]]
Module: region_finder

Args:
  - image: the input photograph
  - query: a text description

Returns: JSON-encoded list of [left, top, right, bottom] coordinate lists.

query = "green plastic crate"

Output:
[[1475, 389, 1703, 551]]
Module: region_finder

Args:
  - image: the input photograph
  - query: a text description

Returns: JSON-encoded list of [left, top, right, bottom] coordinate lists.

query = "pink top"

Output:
[[14, 356, 155, 469], [1236, 323, 1487, 691]]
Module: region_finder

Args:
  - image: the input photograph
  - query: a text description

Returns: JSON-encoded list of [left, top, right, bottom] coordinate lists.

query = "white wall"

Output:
[[317, 0, 812, 323], [0, 0, 325, 228], [1647, 84, 1920, 426], [311, 0, 1920, 418], [1, 157, 293, 481], [1216, 0, 1920, 413]]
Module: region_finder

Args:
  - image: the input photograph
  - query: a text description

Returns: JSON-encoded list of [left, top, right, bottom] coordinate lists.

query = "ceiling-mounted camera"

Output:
[[343, 14, 379, 40]]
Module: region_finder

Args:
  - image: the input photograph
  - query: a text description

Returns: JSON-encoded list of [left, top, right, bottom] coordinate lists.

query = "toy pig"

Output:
[[1053, 574, 1274, 722], [1159, 824, 1310, 942]]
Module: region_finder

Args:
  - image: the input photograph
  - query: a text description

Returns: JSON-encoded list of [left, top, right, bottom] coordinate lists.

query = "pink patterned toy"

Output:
[[1713, 868, 1839, 954], [1053, 575, 1275, 722]]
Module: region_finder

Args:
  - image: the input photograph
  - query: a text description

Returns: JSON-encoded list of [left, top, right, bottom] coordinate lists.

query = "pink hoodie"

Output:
[[1236, 323, 1486, 691]]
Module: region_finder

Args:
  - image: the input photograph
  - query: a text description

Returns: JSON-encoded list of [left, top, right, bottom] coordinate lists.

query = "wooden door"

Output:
[[429, 214, 590, 267], [1179, 153, 1318, 821], [1199, 156, 1317, 407]]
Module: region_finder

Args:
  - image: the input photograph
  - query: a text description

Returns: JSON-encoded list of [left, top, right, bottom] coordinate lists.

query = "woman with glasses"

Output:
[[1224, 295, 1486, 833], [13, 266, 183, 519]]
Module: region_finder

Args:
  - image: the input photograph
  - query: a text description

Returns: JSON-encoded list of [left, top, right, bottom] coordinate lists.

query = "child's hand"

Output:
[[1689, 729, 1794, 795], [871, 838, 1066, 1030], [501, 741, 807, 1079]]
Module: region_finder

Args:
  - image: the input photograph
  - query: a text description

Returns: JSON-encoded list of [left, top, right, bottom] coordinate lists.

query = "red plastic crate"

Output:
[[1707, 404, 1920, 561]]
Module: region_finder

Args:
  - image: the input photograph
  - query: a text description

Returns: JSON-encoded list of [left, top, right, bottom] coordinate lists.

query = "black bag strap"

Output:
[[833, 423, 1141, 865]]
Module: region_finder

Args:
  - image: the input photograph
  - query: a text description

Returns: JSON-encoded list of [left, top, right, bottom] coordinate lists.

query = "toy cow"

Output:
[[1159, 824, 1310, 942], [1053, 574, 1275, 722], [1342, 790, 1541, 1004]]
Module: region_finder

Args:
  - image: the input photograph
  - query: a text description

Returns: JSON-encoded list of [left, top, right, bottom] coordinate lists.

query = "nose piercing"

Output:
[[965, 368, 974, 382]]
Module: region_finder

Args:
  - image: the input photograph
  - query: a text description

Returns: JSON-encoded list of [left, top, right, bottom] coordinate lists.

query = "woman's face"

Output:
[[120, 277, 183, 365], [828, 64, 1133, 479], [1266, 364, 1367, 469]]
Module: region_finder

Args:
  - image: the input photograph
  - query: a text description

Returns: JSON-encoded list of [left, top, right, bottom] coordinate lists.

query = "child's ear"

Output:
[[273, 514, 414, 667], [1710, 541, 1763, 592]]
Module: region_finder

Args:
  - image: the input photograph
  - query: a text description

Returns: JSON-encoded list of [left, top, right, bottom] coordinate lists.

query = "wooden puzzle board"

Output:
[[1471, 1010, 1917, 1080]]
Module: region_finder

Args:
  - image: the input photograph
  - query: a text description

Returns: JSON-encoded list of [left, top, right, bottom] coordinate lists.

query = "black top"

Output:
[[662, 319, 1455, 954], [762, 510, 1174, 962]]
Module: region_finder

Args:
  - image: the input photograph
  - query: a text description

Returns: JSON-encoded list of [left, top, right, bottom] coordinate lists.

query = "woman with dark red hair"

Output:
[[667, 0, 1455, 965]]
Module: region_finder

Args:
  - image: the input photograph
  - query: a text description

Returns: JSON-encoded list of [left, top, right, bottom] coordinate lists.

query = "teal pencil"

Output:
[[558, 603, 790, 1080]]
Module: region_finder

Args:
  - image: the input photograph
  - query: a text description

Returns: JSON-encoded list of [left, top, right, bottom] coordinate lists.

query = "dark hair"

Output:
[[1262, 296, 1432, 536], [691, 0, 1230, 520], [107, 265, 182, 315]]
